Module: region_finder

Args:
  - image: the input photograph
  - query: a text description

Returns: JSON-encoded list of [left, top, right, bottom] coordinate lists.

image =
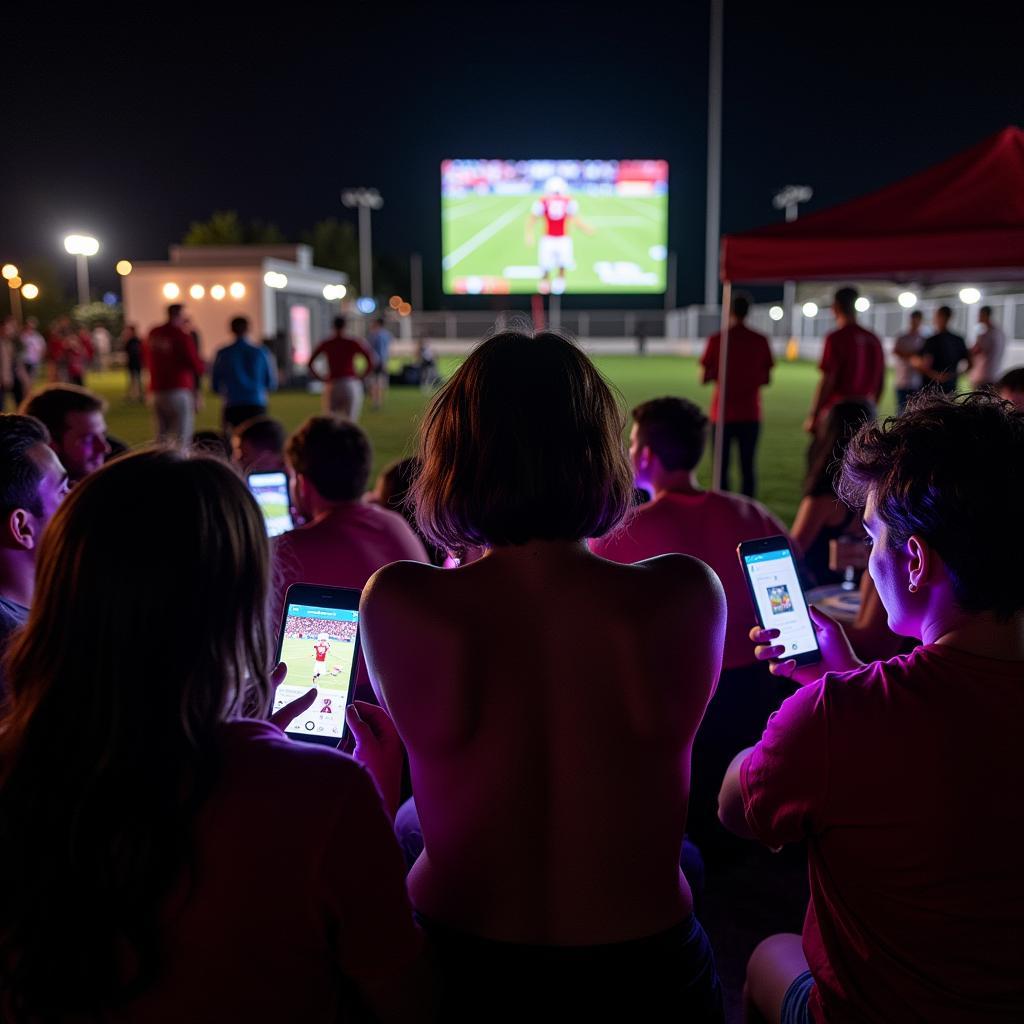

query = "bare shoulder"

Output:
[[607, 552, 725, 615], [361, 558, 442, 615]]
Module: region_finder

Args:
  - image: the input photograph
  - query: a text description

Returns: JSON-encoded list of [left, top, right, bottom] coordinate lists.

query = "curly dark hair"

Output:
[[838, 391, 1024, 619]]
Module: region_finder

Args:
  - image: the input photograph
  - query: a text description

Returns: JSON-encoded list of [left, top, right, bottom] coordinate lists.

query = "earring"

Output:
[[908, 582, 918, 593]]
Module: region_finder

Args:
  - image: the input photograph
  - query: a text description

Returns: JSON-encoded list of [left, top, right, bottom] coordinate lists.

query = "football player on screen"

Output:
[[524, 176, 594, 296]]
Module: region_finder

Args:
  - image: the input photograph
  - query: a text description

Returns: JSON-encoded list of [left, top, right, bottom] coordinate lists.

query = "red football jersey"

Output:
[[532, 195, 579, 237], [313, 642, 329, 662]]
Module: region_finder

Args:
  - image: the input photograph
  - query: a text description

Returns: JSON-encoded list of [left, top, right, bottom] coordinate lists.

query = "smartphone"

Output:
[[737, 535, 821, 666], [273, 584, 361, 745], [248, 471, 294, 537]]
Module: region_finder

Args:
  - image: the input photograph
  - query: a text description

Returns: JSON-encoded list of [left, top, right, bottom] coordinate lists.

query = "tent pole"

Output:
[[712, 280, 731, 492]]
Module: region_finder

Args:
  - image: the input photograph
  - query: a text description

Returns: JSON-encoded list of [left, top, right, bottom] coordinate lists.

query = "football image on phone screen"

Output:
[[274, 604, 358, 740]]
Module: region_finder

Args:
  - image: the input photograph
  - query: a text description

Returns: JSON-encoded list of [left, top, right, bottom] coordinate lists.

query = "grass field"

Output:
[[90, 355, 896, 527], [442, 193, 668, 294]]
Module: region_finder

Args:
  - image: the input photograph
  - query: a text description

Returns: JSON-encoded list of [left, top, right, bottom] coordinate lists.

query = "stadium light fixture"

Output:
[[116, 260, 133, 276], [21, 283, 39, 300], [162, 282, 180, 300], [854, 297, 870, 313], [958, 286, 981, 305], [64, 234, 100, 305], [341, 187, 383, 300], [398, 302, 412, 317], [264, 271, 288, 290], [897, 291, 917, 309], [768, 305, 784, 322], [1, 264, 18, 280], [8, 276, 21, 290], [801, 302, 818, 318]]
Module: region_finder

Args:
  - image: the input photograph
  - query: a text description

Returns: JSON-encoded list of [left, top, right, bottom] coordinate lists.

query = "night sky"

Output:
[[6, 0, 1023, 306]]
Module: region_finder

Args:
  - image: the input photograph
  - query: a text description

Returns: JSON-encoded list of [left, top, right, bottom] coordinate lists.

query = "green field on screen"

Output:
[[442, 193, 668, 295], [280, 635, 355, 689]]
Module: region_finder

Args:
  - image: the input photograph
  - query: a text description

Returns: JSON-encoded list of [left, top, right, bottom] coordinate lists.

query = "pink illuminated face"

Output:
[[628, 423, 650, 490], [864, 491, 918, 639]]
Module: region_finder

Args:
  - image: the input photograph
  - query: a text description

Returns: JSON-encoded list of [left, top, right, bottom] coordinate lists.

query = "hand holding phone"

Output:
[[750, 604, 862, 686]]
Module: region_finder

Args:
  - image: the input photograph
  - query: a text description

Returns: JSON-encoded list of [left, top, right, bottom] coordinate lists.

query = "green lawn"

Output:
[[90, 356, 893, 527], [442, 193, 667, 295]]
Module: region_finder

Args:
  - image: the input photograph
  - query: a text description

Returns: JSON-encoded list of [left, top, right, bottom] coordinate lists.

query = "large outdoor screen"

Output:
[[441, 159, 669, 295]]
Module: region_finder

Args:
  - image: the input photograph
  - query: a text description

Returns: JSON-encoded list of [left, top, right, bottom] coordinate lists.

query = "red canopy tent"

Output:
[[711, 126, 1024, 484]]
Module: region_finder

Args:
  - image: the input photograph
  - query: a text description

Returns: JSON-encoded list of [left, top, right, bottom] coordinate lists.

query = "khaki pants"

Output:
[[324, 377, 363, 421], [153, 388, 195, 446]]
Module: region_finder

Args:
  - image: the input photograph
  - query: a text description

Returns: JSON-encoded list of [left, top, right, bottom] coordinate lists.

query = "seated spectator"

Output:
[[997, 366, 1024, 410], [0, 449, 428, 1021], [590, 397, 789, 852], [791, 399, 873, 586], [368, 456, 444, 565], [359, 331, 725, 1020], [191, 429, 232, 461], [0, 415, 68, 697], [19, 383, 111, 483], [274, 416, 428, 621], [231, 415, 286, 475], [718, 391, 1024, 1024]]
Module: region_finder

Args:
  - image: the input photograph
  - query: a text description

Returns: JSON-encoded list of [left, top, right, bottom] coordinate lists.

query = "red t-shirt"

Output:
[[701, 325, 774, 423], [819, 323, 884, 412], [590, 490, 787, 669], [311, 334, 375, 380], [113, 720, 422, 1022], [741, 646, 1024, 1023], [144, 322, 205, 392]]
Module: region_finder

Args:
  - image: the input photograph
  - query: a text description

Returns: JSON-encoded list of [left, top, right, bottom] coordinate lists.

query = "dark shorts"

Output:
[[416, 910, 724, 1022], [781, 969, 815, 1024], [223, 403, 267, 429]]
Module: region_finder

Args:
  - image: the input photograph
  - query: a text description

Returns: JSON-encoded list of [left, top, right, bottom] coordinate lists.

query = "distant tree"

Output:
[[72, 301, 123, 336], [183, 211, 285, 246], [302, 218, 359, 280]]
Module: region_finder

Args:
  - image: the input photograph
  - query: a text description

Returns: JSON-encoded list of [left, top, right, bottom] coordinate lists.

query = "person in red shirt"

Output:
[[718, 392, 1024, 1024], [805, 286, 884, 434], [143, 303, 205, 446], [524, 176, 594, 296], [590, 396, 789, 851], [308, 316, 375, 422], [701, 291, 775, 497]]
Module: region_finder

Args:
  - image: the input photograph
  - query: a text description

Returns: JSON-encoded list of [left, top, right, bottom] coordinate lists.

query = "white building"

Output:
[[122, 245, 348, 370]]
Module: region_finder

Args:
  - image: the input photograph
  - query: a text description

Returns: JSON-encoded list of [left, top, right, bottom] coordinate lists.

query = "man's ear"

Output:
[[7, 508, 36, 552]]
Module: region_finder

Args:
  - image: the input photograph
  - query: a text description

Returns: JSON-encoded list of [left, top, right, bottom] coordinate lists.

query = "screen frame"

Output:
[[247, 470, 295, 537], [440, 157, 670, 297], [736, 535, 821, 666], [274, 583, 362, 746]]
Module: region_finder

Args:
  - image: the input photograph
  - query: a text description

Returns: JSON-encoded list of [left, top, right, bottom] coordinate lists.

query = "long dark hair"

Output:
[[0, 450, 274, 1019]]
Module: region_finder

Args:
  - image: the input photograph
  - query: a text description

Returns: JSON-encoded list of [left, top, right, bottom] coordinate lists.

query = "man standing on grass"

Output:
[[804, 286, 884, 433], [307, 317, 375, 422], [700, 291, 774, 498], [211, 316, 277, 431], [144, 304, 205, 446]]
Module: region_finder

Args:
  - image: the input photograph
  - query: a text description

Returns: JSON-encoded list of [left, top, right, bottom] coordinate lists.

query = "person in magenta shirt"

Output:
[[719, 392, 1024, 1023], [804, 286, 884, 434], [308, 316, 376, 422], [144, 303, 206, 446], [701, 291, 774, 497], [0, 449, 430, 1022]]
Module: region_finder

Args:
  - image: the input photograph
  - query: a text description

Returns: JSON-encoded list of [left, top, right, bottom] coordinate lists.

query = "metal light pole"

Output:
[[64, 234, 100, 306], [772, 185, 812, 339], [704, 0, 724, 308], [2, 264, 21, 321], [341, 188, 383, 300]]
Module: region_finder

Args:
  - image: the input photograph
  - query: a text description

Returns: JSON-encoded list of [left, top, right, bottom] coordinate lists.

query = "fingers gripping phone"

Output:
[[247, 471, 294, 537], [274, 584, 361, 745], [737, 536, 821, 666]]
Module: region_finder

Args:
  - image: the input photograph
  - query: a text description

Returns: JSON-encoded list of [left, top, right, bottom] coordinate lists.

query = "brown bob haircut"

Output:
[[412, 330, 633, 549]]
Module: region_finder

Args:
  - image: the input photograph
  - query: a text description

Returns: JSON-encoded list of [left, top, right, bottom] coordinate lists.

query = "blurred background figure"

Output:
[[366, 316, 393, 411], [122, 323, 144, 402], [969, 305, 1006, 388], [892, 309, 924, 413]]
